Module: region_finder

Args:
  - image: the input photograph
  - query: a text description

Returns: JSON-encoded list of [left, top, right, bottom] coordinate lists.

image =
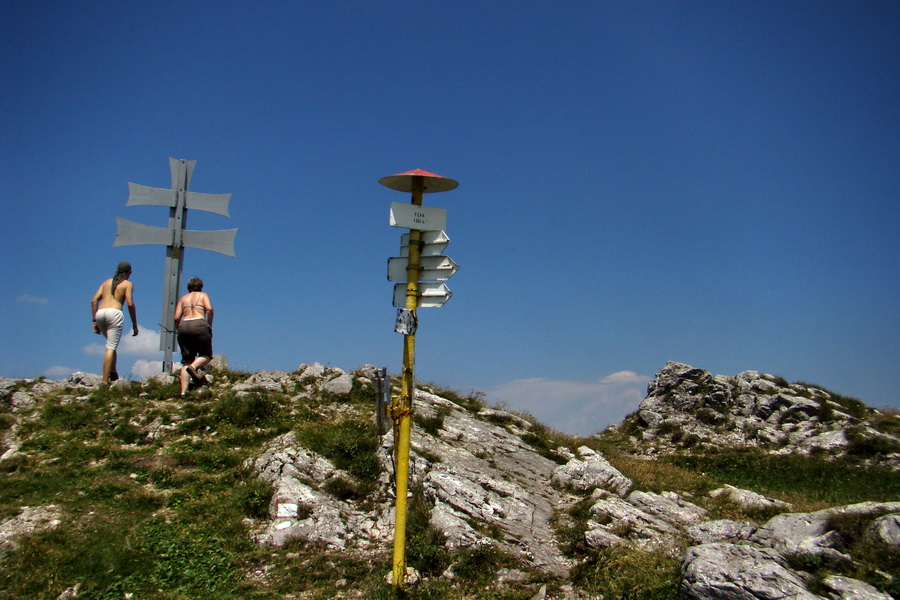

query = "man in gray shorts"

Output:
[[90, 261, 138, 383]]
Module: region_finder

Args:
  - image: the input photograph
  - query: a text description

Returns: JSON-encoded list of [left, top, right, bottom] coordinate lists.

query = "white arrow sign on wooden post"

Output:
[[393, 282, 453, 308], [387, 255, 459, 282], [112, 158, 237, 372]]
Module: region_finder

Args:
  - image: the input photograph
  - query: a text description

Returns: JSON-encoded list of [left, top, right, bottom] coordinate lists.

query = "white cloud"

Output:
[[488, 371, 652, 437], [18, 293, 48, 305], [129, 360, 164, 380], [83, 323, 163, 357], [119, 325, 163, 355]]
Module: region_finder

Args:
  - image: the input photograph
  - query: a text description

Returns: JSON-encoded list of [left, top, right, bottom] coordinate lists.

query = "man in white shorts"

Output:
[[90, 261, 138, 383]]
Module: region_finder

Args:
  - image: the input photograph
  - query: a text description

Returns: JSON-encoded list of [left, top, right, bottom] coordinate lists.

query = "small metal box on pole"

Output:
[[379, 168, 459, 589], [114, 158, 237, 372]]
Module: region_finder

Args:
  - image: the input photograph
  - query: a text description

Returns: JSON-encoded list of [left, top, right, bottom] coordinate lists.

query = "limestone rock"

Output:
[[234, 370, 292, 393], [710, 484, 792, 511], [821, 575, 893, 600], [9, 391, 35, 412], [247, 431, 338, 486], [429, 502, 487, 548], [864, 513, 900, 550], [67, 371, 101, 387], [750, 502, 900, 565], [0, 377, 17, 402], [681, 542, 821, 600], [146, 372, 176, 386], [246, 431, 392, 550], [30, 381, 62, 395], [687, 519, 758, 544], [297, 362, 327, 380], [322, 372, 353, 395], [627, 490, 707, 526], [585, 492, 683, 553], [551, 446, 632, 496], [208, 354, 228, 370]]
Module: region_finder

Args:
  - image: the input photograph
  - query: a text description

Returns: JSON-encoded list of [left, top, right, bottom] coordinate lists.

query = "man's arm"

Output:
[[90, 284, 103, 333], [124, 282, 138, 336]]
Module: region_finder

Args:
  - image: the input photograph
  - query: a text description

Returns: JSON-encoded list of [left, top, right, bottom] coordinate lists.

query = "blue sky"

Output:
[[2, 1, 898, 436]]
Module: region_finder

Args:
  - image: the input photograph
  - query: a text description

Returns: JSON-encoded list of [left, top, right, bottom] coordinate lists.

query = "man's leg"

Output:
[[110, 351, 119, 381], [102, 349, 116, 384]]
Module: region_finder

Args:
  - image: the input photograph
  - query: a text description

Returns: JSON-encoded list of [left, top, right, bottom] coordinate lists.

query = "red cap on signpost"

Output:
[[378, 169, 458, 193]]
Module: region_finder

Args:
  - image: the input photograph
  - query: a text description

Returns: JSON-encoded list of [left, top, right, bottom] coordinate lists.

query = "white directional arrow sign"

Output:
[[388, 255, 459, 282], [393, 282, 453, 308], [389, 202, 447, 231], [400, 230, 450, 257]]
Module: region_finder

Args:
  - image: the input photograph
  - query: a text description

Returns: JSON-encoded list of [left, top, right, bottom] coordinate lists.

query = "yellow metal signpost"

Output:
[[379, 169, 458, 589]]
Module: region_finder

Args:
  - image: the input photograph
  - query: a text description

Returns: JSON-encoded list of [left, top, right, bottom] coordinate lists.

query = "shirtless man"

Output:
[[90, 261, 138, 383]]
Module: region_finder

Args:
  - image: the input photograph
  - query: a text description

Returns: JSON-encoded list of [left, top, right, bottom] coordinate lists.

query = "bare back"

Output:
[[176, 291, 213, 324], [93, 278, 132, 311]]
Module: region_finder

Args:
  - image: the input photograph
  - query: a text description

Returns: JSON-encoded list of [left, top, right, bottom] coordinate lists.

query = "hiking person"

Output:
[[174, 277, 214, 395], [90, 261, 138, 384]]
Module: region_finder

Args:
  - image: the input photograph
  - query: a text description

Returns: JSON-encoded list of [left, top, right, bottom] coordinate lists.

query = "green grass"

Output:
[[571, 546, 681, 600], [664, 449, 900, 507]]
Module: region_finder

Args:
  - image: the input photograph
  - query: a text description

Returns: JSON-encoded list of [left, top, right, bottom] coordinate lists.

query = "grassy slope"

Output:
[[0, 372, 898, 600]]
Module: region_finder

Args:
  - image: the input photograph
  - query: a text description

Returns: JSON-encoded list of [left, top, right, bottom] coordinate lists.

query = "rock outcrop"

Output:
[[629, 361, 900, 467]]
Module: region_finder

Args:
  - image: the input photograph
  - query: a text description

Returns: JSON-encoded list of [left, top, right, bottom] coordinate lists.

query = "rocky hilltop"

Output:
[[0, 362, 898, 599], [628, 361, 900, 466]]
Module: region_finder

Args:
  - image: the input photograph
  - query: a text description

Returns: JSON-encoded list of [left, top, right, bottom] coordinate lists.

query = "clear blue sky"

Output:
[[3, 1, 898, 436]]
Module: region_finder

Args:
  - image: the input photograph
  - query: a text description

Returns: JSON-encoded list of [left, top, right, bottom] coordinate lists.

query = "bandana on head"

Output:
[[111, 262, 132, 294]]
